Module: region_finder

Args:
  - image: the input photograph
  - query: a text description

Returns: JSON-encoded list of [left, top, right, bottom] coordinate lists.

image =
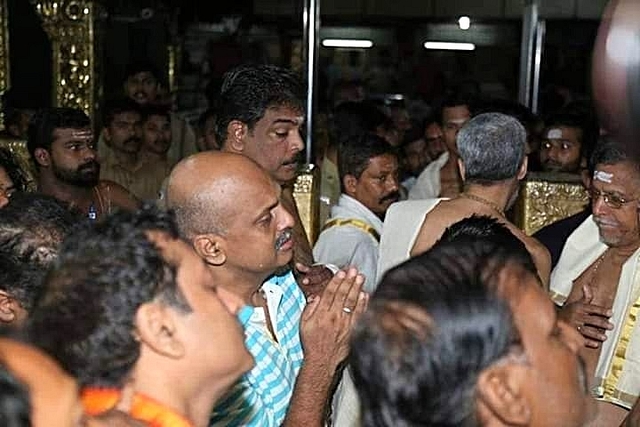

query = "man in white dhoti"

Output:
[[377, 112, 550, 287], [552, 137, 640, 426]]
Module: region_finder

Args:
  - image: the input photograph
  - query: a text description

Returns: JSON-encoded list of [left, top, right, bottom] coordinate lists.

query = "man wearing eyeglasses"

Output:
[[550, 136, 640, 427]]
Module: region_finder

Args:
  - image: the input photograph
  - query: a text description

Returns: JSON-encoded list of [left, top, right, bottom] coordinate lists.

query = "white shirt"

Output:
[[313, 194, 383, 293], [408, 151, 449, 200]]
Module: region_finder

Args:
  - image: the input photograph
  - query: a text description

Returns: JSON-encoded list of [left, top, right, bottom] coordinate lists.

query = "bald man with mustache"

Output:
[[166, 152, 367, 426]]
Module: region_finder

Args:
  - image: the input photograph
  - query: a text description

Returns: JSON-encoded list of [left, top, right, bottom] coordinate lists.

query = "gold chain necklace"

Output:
[[584, 250, 608, 298], [460, 192, 505, 216]]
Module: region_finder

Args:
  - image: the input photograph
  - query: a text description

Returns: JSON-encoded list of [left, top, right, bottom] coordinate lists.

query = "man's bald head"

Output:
[[166, 152, 274, 239]]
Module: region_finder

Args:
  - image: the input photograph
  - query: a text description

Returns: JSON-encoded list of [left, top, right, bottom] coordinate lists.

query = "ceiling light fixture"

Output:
[[321, 39, 374, 48], [458, 16, 471, 30], [424, 41, 476, 51]]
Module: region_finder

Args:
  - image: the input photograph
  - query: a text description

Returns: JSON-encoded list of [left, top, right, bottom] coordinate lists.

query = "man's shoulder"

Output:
[[96, 180, 141, 210]]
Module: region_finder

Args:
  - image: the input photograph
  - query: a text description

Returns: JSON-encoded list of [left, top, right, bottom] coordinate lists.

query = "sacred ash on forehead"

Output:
[[593, 170, 613, 183], [546, 128, 563, 139]]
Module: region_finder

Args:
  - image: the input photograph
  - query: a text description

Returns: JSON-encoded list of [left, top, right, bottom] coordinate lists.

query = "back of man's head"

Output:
[[214, 64, 305, 147], [27, 108, 91, 162], [28, 204, 189, 387], [457, 112, 526, 184], [437, 215, 537, 276], [351, 239, 530, 426], [0, 193, 78, 318]]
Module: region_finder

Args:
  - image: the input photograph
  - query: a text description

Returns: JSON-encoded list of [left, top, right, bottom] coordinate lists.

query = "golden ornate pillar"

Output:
[[293, 165, 320, 245], [31, 0, 96, 119], [0, 0, 9, 129]]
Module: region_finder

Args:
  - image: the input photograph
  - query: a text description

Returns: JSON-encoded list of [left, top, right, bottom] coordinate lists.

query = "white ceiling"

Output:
[[254, 0, 609, 20]]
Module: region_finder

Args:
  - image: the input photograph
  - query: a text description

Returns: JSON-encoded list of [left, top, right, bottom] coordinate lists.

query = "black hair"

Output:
[[0, 193, 78, 312], [27, 108, 91, 162], [437, 215, 537, 275], [544, 112, 596, 160], [439, 92, 476, 124], [0, 149, 28, 193], [589, 135, 638, 175], [215, 64, 305, 146], [329, 101, 388, 149], [124, 60, 162, 82], [28, 204, 191, 387], [338, 133, 397, 191], [140, 104, 171, 124], [102, 98, 141, 128], [351, 239, 531, 427]]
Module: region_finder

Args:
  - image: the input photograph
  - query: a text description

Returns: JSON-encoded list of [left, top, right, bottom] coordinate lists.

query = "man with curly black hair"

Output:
[[28, 205, 254, 427]]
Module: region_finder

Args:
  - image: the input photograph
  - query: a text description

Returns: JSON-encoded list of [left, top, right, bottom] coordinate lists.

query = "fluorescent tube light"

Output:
[[321, 39, 374, 48], [424, 42, 476, 51]]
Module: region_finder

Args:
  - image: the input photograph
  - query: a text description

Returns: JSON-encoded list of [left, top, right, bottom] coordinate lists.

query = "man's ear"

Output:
[[343, 174, 358, 196], [517, 156, 528, 181], [192, 234, 227, 266], [226, 120, 247, 153], [34, 147, 50, 168], [0, 291, 18, 324], [476, 364, 531, 426], [135, 303, 184, 359], [457, 158, 466, 181]]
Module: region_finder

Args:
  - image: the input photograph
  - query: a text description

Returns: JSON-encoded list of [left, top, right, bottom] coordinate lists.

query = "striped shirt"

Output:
[[210, 270, 306, 426]]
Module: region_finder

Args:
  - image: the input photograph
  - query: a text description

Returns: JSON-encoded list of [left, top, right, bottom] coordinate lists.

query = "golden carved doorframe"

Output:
[[0, 0, 9, 128], [31, 0, 97, 119]]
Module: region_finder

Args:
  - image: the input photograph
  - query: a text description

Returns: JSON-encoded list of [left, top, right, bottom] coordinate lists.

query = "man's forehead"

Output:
[[544, 126, 581, 141], [53, 127, 93, 142], [443, 105, 470, 118], [145, 114, 170, 124], [128, 71, 155, 81], [593, 162, 640, 190], [263, 106, 305, 125], [367, 153, 398, 170], [113, 111, 141, 121]]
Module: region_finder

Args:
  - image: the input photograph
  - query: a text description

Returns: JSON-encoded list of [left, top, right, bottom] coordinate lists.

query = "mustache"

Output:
[[79, 160, 99, 171], [593, 216, 618, 227], [125, 136, 140, 145], [379, 191, 400, 204], [275, 228, 293, 250], [282, 153, 303, 166]]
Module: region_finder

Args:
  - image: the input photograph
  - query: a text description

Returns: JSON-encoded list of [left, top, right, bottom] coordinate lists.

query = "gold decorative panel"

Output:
[[293, 164, 320, 244], [32, 0, 95, 119], [514, 172, 589, 236], [0, 0, 9, 129], [0, 138, 37, 191]]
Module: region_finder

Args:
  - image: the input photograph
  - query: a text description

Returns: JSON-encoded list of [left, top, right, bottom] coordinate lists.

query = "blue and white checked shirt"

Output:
[[210, 270, 306, 426]]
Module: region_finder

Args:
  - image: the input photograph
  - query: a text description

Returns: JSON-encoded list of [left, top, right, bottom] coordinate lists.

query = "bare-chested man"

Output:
[[551, 137, 640, 426], [378, 112, 551, 287], [28, 108, 139, 220], [408, 94, 472, 200]]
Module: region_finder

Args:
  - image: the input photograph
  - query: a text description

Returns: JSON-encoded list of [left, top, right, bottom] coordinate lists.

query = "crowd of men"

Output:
[[1, 60, 640, 427]]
